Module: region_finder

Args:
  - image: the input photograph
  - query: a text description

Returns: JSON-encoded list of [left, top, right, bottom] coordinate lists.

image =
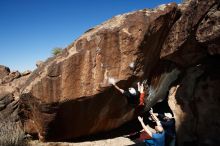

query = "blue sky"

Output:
[[0, 0, 181, 72]]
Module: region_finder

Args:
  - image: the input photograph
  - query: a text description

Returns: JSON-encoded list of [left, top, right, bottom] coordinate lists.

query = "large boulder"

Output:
[[168, 56, 220, 146], [0, 0, 219, 145], [20, 3, 179, 141], [2, 71, 21, 84], [0, 72, 30, 98], [160, 0, 220, 145]]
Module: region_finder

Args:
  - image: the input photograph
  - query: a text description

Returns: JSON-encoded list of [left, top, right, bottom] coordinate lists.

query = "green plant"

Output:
[[52, 47, 63, 56]]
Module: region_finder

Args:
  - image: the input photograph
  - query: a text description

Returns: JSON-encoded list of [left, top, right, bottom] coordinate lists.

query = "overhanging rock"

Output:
[[20, 3, 179, 141]]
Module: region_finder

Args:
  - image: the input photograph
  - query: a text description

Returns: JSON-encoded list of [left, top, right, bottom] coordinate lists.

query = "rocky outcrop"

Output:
[[0, 65, 10, 81], [19, 0, 220, 144], [161, 0, 218, 66], [162, 0, 220, 145], [0, 0, 219, 145], [168, 56, 220, 146], [0, 66, 31, 145], [2, 71, 21, 84], [0, 67, 31, 145], [0, 69, 31, 98], [36, 60, 44, 68], [196, 3, 220, 55], [20, 3, 179, 141]]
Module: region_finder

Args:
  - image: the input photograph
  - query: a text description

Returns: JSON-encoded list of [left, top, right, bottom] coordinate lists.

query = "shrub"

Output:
[[0, 119, 27, 146], [52, 47, 63, 56]]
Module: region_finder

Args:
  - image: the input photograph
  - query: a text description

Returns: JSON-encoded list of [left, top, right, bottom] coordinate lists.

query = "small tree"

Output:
[[52, 47, 62, 56]]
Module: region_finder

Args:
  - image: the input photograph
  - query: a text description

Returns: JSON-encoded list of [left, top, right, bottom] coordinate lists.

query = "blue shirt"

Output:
[[144, 131, 165, 146], [157, 114, 176, 138]]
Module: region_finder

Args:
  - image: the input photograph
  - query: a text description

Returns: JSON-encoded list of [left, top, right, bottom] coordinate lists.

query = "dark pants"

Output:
[[166, 135, 176, 146]]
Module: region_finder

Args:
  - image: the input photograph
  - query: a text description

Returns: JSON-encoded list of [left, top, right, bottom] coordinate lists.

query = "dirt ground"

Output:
[[29, 137, 146, 146]]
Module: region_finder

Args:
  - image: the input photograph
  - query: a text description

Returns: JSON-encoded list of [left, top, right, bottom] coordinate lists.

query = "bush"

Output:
[[0, 119, 27, 146], [52, 47, 63, 56]]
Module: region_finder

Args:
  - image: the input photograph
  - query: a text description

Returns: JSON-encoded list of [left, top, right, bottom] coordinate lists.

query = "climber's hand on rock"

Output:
[[108, 77, 116, 85]]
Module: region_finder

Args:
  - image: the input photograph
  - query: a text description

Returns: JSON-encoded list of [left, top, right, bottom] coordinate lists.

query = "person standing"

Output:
[[138, 109, 165, 146], [157, 113, 176, 146]]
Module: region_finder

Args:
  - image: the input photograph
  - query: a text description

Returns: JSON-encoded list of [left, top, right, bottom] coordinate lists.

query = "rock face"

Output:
[[20, 3, 179, 141], [0, 0, 220, 145], [168, 56, 220, 146], [0, 69, 31, 98], [0, 66, 31, 145], [164, 0, 220, 145]]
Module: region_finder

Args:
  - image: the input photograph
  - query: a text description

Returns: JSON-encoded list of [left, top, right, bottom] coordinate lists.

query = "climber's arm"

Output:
[[139, 83, 145, 105], [108, 77, 124, 94], [150, 111, 162, 127], [138, 116, 152, 137], [137, 82, 141, 92], [113, 84, 125, 94]]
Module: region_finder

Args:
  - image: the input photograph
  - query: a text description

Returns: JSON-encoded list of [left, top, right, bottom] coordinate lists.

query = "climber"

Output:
[[109, 78, 145, 106], [153, 112, 176, 146], [138, 108, 165, 146]]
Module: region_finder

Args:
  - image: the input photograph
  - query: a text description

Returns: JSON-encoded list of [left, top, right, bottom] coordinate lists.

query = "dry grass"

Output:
[[0, 119, 27, 146]]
